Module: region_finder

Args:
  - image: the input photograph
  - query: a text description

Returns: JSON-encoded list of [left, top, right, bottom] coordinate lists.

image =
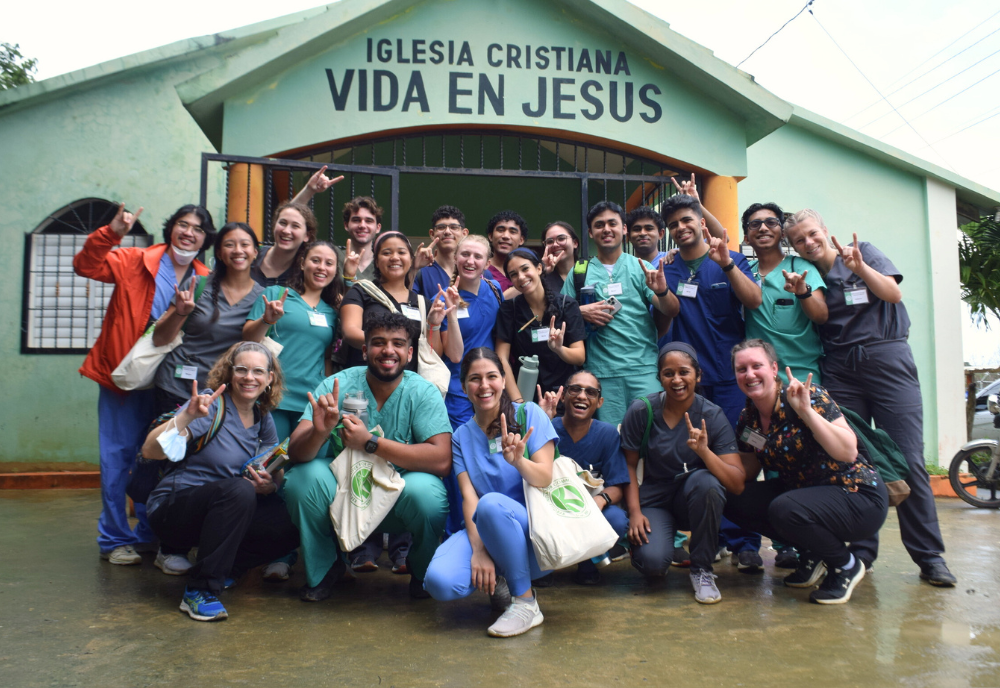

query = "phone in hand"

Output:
[[605, 296, 623, 315]]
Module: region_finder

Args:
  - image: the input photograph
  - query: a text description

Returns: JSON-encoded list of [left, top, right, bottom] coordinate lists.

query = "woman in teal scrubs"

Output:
[[245, 241, 345, 441]]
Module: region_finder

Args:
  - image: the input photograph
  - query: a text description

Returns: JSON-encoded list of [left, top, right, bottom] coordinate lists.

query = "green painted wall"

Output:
[[742, 123, 938, 459], [0, 58, 227, 465], [221, 0, 749, 177]]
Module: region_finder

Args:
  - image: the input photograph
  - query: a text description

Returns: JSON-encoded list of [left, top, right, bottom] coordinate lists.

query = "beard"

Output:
[[367, 355, 407, 383]]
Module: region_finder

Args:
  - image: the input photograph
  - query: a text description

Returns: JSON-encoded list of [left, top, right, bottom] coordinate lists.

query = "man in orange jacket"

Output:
[[74, 203, 214, 567]]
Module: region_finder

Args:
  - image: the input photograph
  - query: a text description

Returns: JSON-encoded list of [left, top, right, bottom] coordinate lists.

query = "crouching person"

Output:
[[143, 342, 300, 622], [284, 311, 452, 602], [620, 343, 745, 604], [724, 339, 888, 604], [424, 349, 558, 637], [538, 370, 630, 585]]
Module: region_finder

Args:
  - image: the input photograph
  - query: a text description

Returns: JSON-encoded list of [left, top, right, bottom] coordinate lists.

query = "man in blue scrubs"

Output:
[[659, 193, 765, 571], [542, 371, 630, 585], [412, 205, 469, 302]]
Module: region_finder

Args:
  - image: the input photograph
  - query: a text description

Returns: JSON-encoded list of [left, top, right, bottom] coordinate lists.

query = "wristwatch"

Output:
[[365, 435, 379, 454], [598, 492, 612, 506], [795, 284, 813, 300]]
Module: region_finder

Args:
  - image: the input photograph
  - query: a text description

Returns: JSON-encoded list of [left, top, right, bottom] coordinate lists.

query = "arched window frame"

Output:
[[22, 198, 151, 353]]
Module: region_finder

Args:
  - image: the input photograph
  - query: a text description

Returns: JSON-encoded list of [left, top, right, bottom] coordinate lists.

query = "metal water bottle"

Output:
[[517, 355, 540, 402], [579, 284, 597, 336]]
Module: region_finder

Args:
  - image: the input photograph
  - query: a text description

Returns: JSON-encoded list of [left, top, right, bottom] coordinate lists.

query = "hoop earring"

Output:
[[265, 384, 272, 394]]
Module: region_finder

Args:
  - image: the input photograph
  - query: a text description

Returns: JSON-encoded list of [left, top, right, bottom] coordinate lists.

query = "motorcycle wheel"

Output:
[[950, 443, 1000, 508]]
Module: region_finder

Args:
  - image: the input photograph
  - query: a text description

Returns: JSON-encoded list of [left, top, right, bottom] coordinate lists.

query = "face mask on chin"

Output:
[[171, 246, 199, 266]]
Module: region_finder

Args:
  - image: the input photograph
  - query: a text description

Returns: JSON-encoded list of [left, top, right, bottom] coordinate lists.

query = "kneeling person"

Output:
[[285, 312, 452, 602], [540, 371, 630, 585]]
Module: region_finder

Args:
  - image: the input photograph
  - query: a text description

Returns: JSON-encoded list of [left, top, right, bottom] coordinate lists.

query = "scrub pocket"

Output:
[[705, 283, 732, 319]]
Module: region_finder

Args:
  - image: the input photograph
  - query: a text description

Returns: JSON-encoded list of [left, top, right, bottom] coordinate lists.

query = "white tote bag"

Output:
[[415, 295, 450, 397], [111, 325, 183, 391], [328, 426, 406, 552], [524, 456, 619, 571]]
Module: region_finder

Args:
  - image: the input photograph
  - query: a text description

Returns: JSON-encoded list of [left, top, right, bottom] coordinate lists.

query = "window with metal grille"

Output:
[[22, 199, 151, 353]]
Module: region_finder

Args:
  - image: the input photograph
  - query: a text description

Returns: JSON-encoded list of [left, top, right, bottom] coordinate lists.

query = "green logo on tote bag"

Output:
[[350, 460, 374, 508], [544, 478, 590, 518]]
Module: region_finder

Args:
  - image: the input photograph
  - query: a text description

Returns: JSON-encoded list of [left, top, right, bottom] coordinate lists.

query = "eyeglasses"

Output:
[[748, 218, 782, 231], [543, 234, 572, 246], [175, 220, 205, 234], [433, 223, 463, 232], [566, 384, 601, 399], [233, 365, 270, 379]]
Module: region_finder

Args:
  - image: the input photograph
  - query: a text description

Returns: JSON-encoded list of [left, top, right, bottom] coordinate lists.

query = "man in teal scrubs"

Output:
[[562, 201, 677, 426], [284, 311, 453, 602], [741, 202, 828, 383]]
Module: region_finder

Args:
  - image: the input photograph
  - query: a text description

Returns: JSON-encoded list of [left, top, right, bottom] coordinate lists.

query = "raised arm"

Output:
[[685, 413, 746, 494], [500, 413, 554, 487], [73, 203, 144, 282], [243, 289, 288, 342], [291, 165, 344, 206], [671, 174, 726, 240], [151, 283, 197, 346], [832, 233, 902, 304], [782, 269, 828, 324], [785, 369, 858, 463], [706, 229, 762, 309], [142, 382, 225, 459]]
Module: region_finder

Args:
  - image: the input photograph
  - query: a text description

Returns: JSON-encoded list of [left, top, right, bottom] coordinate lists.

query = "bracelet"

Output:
[[343, 274, 356, 281], [722, 261, 736, 273], [654, 288, 669, 297], [262, 316, 276, 325], [429, 324, 441, 332]]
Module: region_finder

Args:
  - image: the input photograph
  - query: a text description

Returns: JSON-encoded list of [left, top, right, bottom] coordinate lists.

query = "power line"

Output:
[[880, 64, 1000, 137], [736, 0, 815, 68], [846, 21, 1000, 123], [858, 45, 1000, 131], [918, 109, 1000, 150], [808, 8, 958, 172]]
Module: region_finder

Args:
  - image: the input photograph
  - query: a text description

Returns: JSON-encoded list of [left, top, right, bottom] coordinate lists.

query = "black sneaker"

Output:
[[809, 558, 865, 604], [532, 572, 555, 588], [573, 560, 601, 585], [608, 543, 629, 562], [736, 550, 763, 574], [774, 547, 799, 569], [671, 546, 691, 568], [919, 562, 957, 587], [409, 575, 431, 599], [300, 559, 346, 602], [784, 556, 827, 588]]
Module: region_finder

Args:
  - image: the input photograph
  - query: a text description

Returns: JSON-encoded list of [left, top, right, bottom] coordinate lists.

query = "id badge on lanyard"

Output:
[[677, 280, 699, 298]]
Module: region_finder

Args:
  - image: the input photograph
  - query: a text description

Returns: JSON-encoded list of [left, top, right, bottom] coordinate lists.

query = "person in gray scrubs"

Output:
[[784, 209, 956, 587]]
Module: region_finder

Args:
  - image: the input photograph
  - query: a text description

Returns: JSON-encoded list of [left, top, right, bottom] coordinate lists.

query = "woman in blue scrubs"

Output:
[[424, 348, 558, 638]]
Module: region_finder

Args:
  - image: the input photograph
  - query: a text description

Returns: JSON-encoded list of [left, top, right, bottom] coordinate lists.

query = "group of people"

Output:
[[75, 166, 955, 637]]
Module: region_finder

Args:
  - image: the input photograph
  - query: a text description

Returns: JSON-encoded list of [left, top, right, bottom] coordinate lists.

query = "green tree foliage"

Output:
[[959, 215, 1000, 329], [1, 43, 38, 90]]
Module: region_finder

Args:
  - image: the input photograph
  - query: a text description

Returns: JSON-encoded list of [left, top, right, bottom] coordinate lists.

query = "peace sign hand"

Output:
[[177, 381, 225, 426], [546, 315, 566, 352], [706, 228, 732, 268], [343, 239, 361, 279], [684, 412, 710, 456], [262, 288, 288, 324], [638, 255, 667, 294], [174, 283, 196, 316], [307, 379, 340, 435], [305, 165, 344, 194], [831, 233, 865, 275], [782, 269, 809, 296], [500, 412, 534, 467], [110, 202, 144, 237], [536, 383, 563, 419], [785, 367, 813, 416], [414, 237, 439, 271], [670, 173, 701, 203]]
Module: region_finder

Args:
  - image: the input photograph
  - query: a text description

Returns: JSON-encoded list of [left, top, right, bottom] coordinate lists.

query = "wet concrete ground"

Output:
[[1, 490, 998, 687]]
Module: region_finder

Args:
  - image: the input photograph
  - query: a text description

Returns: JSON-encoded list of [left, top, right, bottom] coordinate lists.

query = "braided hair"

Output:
[[210, 223, 259, 323], [460, 347, 521, 439]]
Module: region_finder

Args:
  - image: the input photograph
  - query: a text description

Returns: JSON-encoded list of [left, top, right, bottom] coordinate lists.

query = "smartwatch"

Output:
[[364, 435, 379, 454], [598, 492, 612, 506], [795, 284, 813, 300]]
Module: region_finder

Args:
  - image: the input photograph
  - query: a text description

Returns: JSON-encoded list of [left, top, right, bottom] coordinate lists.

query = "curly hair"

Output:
[[286, 241, 346, 309], [460, 347, 521, 439], [206, 341, 284, 414], [431, 205, 466, 228], [209, 223, 260, 323], [487, 210, 528, 239], [342, 196, 383, 225]]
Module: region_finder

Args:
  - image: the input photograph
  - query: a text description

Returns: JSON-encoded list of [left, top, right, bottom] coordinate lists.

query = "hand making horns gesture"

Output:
[[500, 412, 534, 467], [262, 288, 288, 324], [174, 282, 197, 316], [541, 242, 564, 273], [414, 236, 439, 271], [307, 378, 341, 435], [109, 202, 144, 237], [782, 269, 809, 296], [546, 315, 566, 353], [536, 384, 563, 420], [670, 172, 701, 203], [343, 238, 361, 279], [705, 227, 731, 267], [638, 255, 667, 294], [684, 412, 709, 456], [785, 367, 814, 417], [831, 232, 866, 276], [305, 165, 345, 195]]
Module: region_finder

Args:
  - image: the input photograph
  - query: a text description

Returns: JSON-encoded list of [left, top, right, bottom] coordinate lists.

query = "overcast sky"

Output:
[[6, 0, 1000, 362]]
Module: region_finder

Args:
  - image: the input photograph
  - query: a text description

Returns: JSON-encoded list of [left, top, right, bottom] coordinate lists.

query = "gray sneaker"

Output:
[[490, 576, 512, 612], [101, 545, 142, 566], [690, 569, 722, 604], [487, 593, 544, 637], [155, 550, 192, 575]]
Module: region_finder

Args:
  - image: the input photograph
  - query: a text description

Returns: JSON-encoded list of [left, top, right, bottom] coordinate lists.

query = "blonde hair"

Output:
[[783, 208, 827, 234], [450, 235, 493, 307]]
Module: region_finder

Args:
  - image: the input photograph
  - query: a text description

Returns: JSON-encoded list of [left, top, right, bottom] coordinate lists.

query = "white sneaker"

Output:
[[101, 545, 142, 566], [262, 561, 291, 581], [487, 593, 544, 637], [155, 550, 192, 575], [690, 569, 722, 604]]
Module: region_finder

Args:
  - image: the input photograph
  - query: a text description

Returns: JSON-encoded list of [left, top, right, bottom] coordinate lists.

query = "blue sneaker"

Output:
[[180, 588, 228, 622]]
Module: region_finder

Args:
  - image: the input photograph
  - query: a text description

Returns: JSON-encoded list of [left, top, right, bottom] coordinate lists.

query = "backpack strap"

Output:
[[189, 395, 227, 454], [354, 279, 399, 313], [572, 259, 589, 296], [514, 402, 559, 460], [639, 396, 654, 460]]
